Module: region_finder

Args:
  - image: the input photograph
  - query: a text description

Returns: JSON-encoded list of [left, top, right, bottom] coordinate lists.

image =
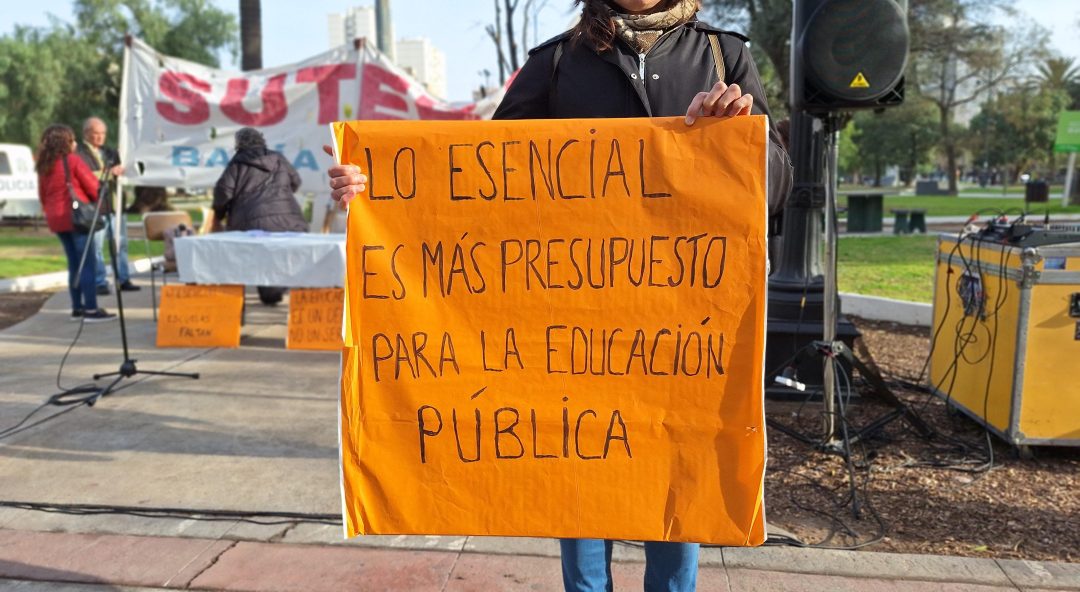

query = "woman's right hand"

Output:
[[322, 145, 368, 208]]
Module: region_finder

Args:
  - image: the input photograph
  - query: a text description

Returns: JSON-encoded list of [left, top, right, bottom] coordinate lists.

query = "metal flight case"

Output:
[[930, 233, 1080, 449]]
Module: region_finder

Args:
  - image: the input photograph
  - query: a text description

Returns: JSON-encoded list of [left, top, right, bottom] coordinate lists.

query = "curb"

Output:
[[840, 292, 931, 326], [0, 257, 161, 294], [0, 529, 1077, 591]]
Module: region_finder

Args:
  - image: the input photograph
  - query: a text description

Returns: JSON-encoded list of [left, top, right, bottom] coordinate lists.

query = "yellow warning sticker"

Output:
[[850, 72, 870, 88]]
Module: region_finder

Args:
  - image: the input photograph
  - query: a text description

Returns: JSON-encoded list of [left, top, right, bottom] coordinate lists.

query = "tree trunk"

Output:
[[239, 0, 262, 71], [937, 106, 958, 195], [945, 144, 958, 194], [504, 0, 520, 71], [492, 0, 506, 84]]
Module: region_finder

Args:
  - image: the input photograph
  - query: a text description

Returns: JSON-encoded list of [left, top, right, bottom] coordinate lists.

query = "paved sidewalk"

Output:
[[1, 528, 1079, 592]]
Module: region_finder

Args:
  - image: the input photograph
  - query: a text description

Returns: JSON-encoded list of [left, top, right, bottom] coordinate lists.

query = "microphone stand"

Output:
[[89, 169, 198, 402]]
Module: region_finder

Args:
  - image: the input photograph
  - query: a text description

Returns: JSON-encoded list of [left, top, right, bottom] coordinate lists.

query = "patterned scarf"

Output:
[[609, 0, 699, 53], [82, 140, 104, 170]]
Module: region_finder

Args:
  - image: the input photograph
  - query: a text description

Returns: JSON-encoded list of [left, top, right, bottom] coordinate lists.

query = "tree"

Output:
[[1036, 56, 1080, 109], [1, 0, 237, 144], [486, 0, 551, 85], [703, 0, 792, 115], [966, 84, 1069, 183], [908, 0, 1049, 194], [836, 120, 860, 181], [858, 98, 939, 186], [0, 27, 69, 147]]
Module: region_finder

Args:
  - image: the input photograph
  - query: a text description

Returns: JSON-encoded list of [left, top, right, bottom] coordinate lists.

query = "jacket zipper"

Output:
[[631, 27, 680, 89]]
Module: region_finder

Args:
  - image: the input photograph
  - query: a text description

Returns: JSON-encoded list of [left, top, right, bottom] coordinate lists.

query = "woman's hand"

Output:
[[322, 145, 368, 208], [684, 81, 754, 126]]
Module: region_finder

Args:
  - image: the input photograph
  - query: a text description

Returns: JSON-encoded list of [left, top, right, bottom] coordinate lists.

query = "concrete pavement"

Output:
[[1, 283, 1078, 591], [1, 525, 1079, 591]]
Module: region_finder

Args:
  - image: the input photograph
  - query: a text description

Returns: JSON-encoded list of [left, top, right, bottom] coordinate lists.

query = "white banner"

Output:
[[120, 37, 503, 193]]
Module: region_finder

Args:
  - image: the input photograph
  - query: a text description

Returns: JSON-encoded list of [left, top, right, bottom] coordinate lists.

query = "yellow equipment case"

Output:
[[931, 234, 1080, 448]]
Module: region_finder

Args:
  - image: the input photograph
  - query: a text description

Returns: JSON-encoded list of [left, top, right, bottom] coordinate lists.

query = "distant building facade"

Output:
[[328, 5, 445, 99], [396, 37, 447, 99], [328, 6, 377, 49]]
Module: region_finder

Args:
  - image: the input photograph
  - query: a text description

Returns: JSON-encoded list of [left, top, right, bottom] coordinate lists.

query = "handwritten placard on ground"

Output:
[[156, 285, 244, 348], [333, 116, 769, 544], [287, 288, 345, 350]]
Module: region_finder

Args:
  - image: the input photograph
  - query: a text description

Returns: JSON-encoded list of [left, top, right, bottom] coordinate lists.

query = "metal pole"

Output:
[[375, 0, 395, 62], [239, 0, 262, 71], [822, 124, 839, 442], [1063, 152, 1077, 207]]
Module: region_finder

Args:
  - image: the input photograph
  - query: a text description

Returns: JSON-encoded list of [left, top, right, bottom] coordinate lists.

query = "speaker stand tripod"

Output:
[[89, 178, 199, 404], [767, 115, 934, 517]]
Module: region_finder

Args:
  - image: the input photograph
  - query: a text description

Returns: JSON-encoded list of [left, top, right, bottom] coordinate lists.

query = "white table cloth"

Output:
[[175, 231, 346, 287]]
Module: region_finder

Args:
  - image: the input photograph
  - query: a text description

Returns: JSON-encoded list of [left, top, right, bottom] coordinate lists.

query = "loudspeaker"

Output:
[[791, 0, 909, 113]]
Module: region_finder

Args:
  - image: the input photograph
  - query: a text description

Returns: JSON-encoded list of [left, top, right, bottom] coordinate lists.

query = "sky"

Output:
[[2, 0, 1078, 103]]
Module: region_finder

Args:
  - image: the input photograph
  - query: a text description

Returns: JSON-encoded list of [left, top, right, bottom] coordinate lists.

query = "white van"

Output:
[[0, 143, 40, 218]]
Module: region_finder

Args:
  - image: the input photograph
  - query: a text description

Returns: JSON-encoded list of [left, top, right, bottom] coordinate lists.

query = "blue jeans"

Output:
[[560, 539, 699, 592], [93, 214, 130, 287], [57, 231, 99, 312]]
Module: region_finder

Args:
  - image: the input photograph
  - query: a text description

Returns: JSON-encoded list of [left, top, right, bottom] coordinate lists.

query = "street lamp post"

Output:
[[765, 111, 860, 393]]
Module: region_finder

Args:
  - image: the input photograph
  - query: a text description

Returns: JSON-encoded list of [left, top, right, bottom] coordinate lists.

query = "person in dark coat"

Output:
[[213, 127, 309, 304], [325, 1, 792, 589], [78, 116, 139, 295]]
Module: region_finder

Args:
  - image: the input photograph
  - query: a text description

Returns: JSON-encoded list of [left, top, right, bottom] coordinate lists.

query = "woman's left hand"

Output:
[[684, 81, 754, 125]]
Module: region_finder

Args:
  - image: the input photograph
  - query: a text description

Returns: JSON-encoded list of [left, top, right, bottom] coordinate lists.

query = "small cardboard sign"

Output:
[[156, 285, 244, 348], [287, 288, 345, 350]]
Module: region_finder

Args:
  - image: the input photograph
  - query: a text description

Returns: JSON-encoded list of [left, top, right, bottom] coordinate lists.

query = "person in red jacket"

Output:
[[36, 124, 116, 323]]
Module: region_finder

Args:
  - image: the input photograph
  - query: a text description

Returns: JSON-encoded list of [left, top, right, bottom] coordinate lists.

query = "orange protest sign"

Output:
[[156, 285, 244, 348], [334, 116, 769, 544], [287, 288, 345, 350]]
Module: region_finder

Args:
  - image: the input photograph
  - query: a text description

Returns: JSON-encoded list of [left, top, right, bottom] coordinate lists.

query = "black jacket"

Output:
[[493, 21, 792, 217], [76, 142, 120, 214], [213, 148, 308, 233]]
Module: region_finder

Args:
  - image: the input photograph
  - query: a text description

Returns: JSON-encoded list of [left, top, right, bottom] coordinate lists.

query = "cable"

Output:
[[3, 168, 117, 439], [0, 500, 339, 526], [885, 222, 1015, 474], [1, 250, 105, 440]]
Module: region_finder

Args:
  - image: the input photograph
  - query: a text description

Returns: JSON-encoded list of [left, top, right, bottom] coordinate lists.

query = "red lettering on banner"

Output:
[[297, 64, 357, 124], [360, 64, 477, 121], [221, 73, 289, 126], [157, 72, 211, 125]]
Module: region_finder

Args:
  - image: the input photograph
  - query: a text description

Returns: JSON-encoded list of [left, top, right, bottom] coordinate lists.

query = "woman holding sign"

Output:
[[326, 0, 791, 590]]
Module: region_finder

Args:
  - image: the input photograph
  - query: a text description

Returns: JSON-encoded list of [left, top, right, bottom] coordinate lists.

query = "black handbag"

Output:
[[62, 155, 100, 234]]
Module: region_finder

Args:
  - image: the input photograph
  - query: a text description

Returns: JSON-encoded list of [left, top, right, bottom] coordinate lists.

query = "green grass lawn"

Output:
[[0, 228, 164, 279], [837, 234, 937, 303]]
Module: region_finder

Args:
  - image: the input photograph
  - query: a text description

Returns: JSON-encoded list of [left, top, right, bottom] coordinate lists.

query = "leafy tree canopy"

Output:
[[0, 0, 236, 148]]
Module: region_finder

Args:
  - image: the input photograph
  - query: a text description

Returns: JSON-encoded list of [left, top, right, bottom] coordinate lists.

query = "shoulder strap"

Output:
[[549, 40, 565, 111], [61, 155, 78, 201], [707, 33, 725, 84]]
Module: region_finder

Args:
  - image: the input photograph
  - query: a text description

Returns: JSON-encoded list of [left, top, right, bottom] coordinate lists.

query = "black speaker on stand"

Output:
[[767, 0, 910, 397], [766, 3, 934, 526]]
